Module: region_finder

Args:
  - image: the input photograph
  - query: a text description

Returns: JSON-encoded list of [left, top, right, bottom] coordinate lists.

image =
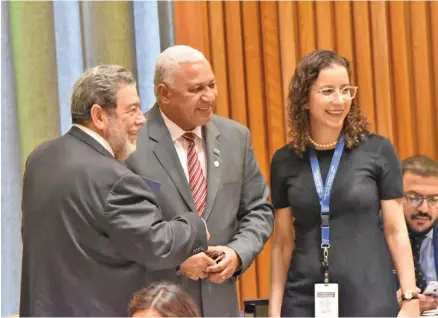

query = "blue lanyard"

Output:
[[309, 137, 345, 248]]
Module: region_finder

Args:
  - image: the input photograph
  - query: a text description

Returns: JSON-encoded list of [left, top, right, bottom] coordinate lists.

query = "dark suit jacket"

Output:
[[125, 106, 274, 316], [20, 127, 208, 317], [394, 225, 438, 290], [431, 226, 438, 279]]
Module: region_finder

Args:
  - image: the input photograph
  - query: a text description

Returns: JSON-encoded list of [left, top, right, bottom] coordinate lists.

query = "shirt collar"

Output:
[[73, 124, 115, 157], [160, 109, 203, 141], [426, 228, 434, 239]]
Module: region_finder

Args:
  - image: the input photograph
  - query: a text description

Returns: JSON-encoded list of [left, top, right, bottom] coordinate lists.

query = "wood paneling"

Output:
[[277, 1, 298, 135], [352, 1, 377, 128], [207, 2, 229, 118], [297, 1, 316, 58], [315, 1, 335, 51], [224, 1, 248, 126], [174, 0, 438, 307], [432, 2, 438, 130], [370, 2, 395, 140], [241, 1, 269, 298], [389, 2, 416, 158], [409, 1, 437, 158]]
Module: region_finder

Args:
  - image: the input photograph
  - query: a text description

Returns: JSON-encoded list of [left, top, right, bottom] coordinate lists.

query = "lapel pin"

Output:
[[214, 160, 220, 167], [213, 148, 220, 156]]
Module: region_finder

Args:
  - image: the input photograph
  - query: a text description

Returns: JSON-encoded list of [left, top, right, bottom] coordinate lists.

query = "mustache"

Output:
[[411, 211, 432, 221]]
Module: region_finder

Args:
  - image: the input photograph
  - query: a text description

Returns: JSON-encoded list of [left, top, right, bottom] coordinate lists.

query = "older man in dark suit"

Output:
[[399, 155, 438, 313], [20, 65, 209, 317], [125, 45, 274, 316]]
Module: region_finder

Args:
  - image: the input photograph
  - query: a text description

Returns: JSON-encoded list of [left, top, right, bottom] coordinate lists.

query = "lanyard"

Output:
[[309, 136, 345, 282]]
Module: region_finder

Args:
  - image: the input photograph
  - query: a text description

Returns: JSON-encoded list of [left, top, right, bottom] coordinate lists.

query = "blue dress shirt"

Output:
[[421, 229, 437, 283]]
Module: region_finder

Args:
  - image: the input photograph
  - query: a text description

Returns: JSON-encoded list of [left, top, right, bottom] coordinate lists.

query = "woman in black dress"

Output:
[[269, 50, 419, 317]]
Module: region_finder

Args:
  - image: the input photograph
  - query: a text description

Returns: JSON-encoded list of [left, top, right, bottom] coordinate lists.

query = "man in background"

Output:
[[125, 45, 274, 316], [20, 65, 209, 316], [400, 155, 438, 312]]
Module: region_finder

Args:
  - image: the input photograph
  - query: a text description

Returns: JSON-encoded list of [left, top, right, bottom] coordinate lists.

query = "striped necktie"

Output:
[[182, 133, 207, 218], [409, 232, 427, 291]]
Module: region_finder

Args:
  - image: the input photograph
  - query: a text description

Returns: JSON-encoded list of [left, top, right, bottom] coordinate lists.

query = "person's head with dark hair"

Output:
[[286, 49, 371, 154], [402, 155, 438, 178], [401, 155, 438, 234], [128, 282, 200, 317]]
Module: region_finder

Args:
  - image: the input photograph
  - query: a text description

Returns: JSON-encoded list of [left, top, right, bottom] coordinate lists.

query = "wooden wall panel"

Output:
[[431, 2, 438, 131], [333, 2, 356, 85], [260, 2, 286, 154], [410, 2, 437, 159], [277, 1, 298, 137], [224, 1, 248, 126], [241, 1, 270, 299], [207, 2, 229, 118], [315, 2, 335, 51], [174, 0, 438, 308], [200, 1, 211, 62], [296, 2, 316, 58], [173, 2, 206, 53], [388, 2, 416, 158], [259, 0, 285, 298], [370, 2, 395, 140], [352, 1, 377, 128]]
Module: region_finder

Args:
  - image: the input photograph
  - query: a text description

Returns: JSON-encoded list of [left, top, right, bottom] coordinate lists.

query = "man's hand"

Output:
[[419, 294, 438, 312], [205, 246, 241, 284], [180, 252, 216, 280]]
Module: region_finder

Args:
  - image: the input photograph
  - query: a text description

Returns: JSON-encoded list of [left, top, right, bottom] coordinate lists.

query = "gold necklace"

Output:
[[308, 136, 338, 148]]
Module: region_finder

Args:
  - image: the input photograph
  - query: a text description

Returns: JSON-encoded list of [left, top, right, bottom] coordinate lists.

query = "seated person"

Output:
[[128, 281, 200, 317], [399, 155, 438, 312]]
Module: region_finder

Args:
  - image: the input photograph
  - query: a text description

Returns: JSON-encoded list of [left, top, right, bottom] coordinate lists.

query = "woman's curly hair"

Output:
[[286, 50, 371, 154]]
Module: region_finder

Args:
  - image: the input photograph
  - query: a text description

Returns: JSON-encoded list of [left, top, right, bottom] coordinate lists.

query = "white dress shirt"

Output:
[[160, 110, 207, 181], [73, 124, 114, 157]]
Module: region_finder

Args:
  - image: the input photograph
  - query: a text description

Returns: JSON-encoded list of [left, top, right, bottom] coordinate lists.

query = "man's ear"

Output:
[[90, 104, 105, 130], [156, 83, 171, 105]]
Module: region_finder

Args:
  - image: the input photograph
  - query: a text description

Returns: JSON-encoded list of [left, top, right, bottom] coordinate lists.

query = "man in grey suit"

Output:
[[20, 65, 209, 317], [125, 45, 274, 316]]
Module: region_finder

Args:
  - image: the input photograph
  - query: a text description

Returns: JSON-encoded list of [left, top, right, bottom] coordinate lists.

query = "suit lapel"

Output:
[[148, 106, 197, 213], [203, 121, 221, 221], [433, 226, 438, 278]]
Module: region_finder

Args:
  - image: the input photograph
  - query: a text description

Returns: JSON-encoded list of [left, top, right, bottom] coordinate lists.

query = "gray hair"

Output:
[[71, 65, 136, 124], [153, 45, 206, 97]]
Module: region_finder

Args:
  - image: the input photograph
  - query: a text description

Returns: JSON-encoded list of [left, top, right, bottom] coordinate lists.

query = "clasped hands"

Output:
[[179, 246, 241, 284]]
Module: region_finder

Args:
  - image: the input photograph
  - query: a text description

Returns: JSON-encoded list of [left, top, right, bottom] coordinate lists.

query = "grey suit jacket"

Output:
[[20, 127, 208, 317], [125, 106, 274, 316]]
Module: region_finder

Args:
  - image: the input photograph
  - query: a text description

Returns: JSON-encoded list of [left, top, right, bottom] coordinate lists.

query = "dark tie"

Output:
[[409, 232, 427, 291], [182, 133, 207, 218]]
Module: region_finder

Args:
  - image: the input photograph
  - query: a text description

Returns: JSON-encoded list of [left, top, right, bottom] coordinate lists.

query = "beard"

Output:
[[110, 136, 135, 161], [119, 138, 136, 160], [107, 121, 136, 160]]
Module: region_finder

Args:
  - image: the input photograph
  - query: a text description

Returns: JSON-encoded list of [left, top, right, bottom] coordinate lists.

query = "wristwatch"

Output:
[[401, 290, 420, 301]]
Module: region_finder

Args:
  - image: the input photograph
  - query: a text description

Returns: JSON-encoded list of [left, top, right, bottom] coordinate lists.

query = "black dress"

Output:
[[270, 134, 402, 317]]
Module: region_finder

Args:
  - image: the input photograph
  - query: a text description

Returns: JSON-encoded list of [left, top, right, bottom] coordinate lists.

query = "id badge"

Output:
[[315, 283, 338, 318]]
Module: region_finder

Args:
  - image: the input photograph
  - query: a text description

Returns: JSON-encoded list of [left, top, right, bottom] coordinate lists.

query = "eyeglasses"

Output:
[[317, 86, 358, 102], [404, 193, 438, 209]]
